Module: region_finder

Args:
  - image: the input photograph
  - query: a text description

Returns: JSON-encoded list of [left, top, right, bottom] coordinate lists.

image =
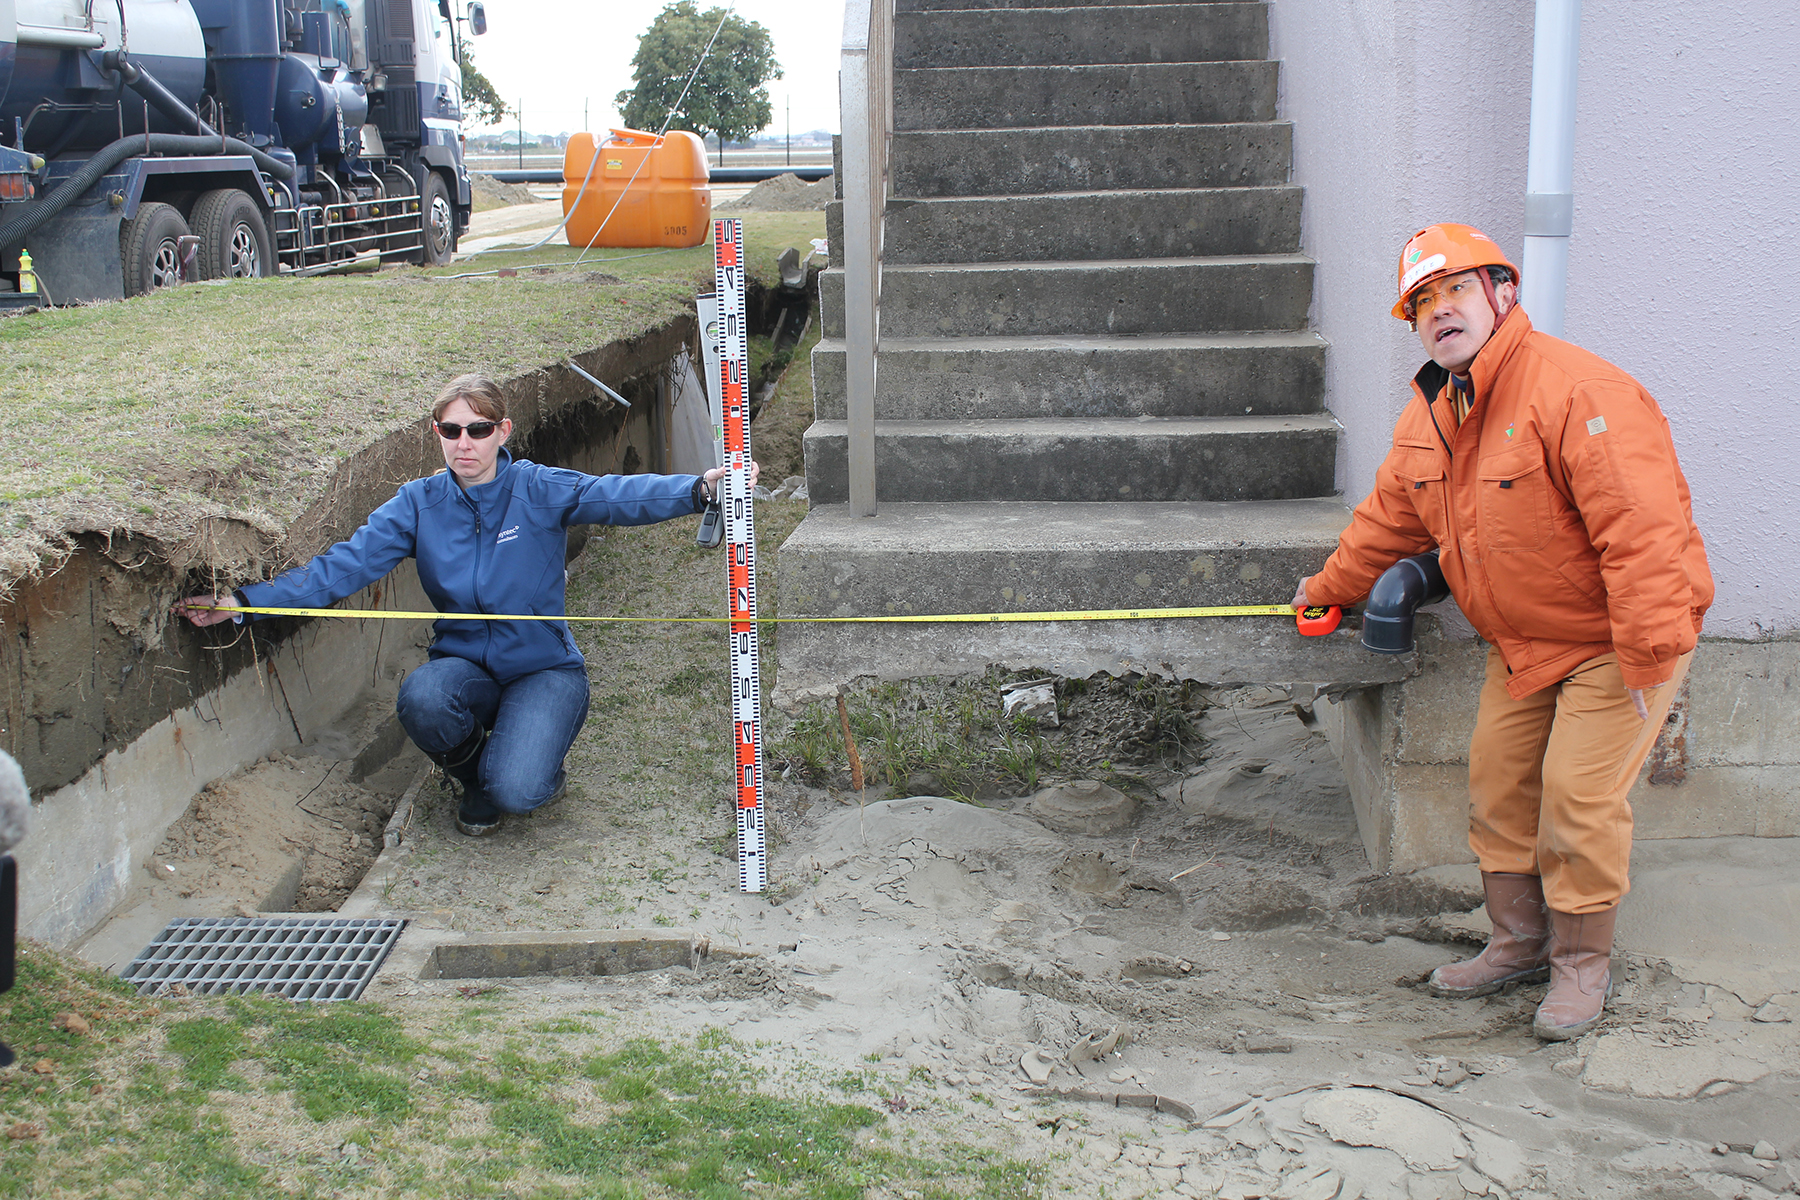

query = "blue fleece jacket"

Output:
[[240, 450, 703, 683]]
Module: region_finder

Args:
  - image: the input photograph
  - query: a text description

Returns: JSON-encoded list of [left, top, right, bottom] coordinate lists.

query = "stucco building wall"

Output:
[[1269, 0, 1799, 640]]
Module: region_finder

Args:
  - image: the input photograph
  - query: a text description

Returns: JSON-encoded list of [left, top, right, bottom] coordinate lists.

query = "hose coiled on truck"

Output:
[[0, 132, 294, 252]]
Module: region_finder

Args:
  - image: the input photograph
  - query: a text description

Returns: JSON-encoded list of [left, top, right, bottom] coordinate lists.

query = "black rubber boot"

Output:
[[432, 728, 500, 837]]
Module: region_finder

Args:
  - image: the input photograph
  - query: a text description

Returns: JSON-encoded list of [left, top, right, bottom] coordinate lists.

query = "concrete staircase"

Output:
[[778, 0, 1391, 700]]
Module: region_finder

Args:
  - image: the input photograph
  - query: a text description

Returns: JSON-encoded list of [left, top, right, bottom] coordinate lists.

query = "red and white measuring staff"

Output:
[[713, 218, 768, 894]]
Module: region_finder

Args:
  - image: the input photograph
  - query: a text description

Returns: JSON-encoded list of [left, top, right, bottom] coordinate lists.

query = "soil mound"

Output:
[[717, 173, 833, 212], [470, 172, 540, 207]]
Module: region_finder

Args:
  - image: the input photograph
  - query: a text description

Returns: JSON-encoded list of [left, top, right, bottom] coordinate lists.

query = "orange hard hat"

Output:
[[1392, 223, 1520, 320]]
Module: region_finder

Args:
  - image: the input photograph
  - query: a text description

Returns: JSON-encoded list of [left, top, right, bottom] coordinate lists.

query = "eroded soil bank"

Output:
[[2, 316, 694, 797], [9, 314, 705, 950]]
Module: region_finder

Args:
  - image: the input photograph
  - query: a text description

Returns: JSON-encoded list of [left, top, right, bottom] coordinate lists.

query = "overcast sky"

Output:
[[459, 0, 846, 138]]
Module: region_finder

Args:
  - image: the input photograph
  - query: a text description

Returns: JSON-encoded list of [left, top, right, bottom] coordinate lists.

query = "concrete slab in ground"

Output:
[[1623, 835, 1800, 968]]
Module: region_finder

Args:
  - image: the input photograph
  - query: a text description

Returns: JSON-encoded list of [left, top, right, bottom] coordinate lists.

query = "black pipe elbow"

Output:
[[1361, 550, 1450, 654]]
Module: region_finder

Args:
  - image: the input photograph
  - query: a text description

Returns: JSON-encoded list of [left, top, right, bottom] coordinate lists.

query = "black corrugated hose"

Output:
[[0, 132, 294, 251]]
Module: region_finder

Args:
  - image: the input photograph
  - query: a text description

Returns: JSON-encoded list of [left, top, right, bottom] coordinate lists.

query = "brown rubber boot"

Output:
[[1533, 904, 1619, 1041], [1428, 872, 1551, 998]]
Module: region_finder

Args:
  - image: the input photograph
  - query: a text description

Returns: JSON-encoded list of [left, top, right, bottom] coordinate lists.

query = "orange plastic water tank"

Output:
[[562, 128, 711, 249]]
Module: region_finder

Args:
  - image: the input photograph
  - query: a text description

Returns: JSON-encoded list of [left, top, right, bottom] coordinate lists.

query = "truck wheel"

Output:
[[191, 189, 272, 280], [120, 202, 192, 297], [420, 171, 456, 266]]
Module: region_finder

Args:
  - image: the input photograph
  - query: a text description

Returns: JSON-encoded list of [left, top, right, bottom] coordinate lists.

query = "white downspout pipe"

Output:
[[1521, 0, 1581, 337], [838, 0, 890, 517]]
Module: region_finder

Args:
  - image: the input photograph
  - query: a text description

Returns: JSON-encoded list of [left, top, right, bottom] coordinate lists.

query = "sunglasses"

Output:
[[435, 420, 499, 440]]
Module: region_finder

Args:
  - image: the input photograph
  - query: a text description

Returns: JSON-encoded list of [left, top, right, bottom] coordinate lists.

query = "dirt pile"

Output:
[[717, 173, 834, 212], [469, 172, 540, 207], [147, 757, 393, 914]]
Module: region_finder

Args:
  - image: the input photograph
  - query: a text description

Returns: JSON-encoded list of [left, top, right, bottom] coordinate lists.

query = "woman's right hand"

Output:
[[174, 595, 239, 627]]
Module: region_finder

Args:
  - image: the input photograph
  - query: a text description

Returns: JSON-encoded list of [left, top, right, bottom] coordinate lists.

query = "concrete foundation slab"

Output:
[[1323, 626, 1800, 876]]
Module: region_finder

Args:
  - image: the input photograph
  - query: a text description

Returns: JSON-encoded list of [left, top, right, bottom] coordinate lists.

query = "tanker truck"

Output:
[[0, 0, 482, 305]]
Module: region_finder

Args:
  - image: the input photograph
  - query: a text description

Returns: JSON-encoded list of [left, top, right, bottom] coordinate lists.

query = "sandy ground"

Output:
[[77, 501, 1800, 1198], [351, 747, 1800, 1198]]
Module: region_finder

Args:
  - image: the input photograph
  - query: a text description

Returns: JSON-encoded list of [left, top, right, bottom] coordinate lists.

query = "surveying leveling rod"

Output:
[[713, 219, 769, 894]]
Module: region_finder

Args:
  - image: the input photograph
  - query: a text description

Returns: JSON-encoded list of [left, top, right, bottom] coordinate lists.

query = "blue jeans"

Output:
[[396, 657, 590, 815]]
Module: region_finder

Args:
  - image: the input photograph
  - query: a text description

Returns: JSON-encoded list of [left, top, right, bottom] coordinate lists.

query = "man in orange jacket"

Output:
[[1293, 224, 1712, 1040]]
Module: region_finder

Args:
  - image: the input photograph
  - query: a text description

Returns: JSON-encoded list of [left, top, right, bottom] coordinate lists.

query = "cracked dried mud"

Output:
[[87, 502, 1800, 1199]]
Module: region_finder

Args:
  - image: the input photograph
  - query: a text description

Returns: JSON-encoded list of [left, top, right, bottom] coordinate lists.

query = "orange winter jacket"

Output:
[[1307, 309, 1712, 698]]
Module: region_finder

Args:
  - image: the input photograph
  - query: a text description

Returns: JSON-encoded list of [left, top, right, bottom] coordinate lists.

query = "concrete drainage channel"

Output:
[[80, 712, 740, 1000], [14, 314, 733, 995]]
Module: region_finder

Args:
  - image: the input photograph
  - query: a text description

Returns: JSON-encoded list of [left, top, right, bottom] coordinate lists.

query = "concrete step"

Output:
[[895, 61, 1278, 130], [895, 3, 1267, 69], [810, 332, 1325, 420], [870, 187, 1302, 264], [779, 498, 1349, 613], [771, 498, 1400, 702], [819, 255, 1314, 337], [801, 414, 1338, 503], [890, 123, 1292, 197]]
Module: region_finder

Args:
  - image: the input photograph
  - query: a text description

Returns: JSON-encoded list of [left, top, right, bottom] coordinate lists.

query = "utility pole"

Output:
[[517, 99, 523, 169], [786, 95, 790, 165]]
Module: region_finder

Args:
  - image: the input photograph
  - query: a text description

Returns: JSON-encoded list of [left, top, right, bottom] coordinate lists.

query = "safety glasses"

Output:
[[1404, 273, 1484, 321], [435, 420, 499, 440]]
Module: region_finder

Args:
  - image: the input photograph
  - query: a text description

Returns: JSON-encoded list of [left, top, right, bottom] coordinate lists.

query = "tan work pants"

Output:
[[1466, 646, 1692, 914]]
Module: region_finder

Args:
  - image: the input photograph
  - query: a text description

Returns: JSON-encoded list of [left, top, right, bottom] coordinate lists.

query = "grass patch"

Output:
[[251, 1002, 423, 1122], [2, 947, 1038, 1199], [768, 672, 1063, 801], [0, 940, 148, 1065]]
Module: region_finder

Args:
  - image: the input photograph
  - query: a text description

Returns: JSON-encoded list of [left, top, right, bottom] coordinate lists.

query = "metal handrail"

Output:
[[273, 192, 421, 269], [838, 0, 893, 516]]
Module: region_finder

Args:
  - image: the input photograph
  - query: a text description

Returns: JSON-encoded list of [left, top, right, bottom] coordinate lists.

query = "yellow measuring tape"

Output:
[[209, 603, 1299, 625]]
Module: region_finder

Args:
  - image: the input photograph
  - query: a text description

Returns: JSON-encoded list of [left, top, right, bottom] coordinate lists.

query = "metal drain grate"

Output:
[[120, 916, 407, 1001]]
